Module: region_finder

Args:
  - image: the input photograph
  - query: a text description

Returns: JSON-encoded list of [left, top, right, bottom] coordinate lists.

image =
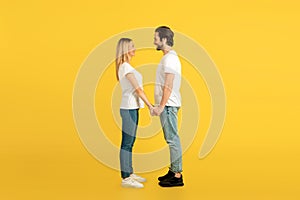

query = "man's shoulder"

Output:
[[163, 51, 181, 66], [165, 50, 178, 58], [162, 52, 177, 62]]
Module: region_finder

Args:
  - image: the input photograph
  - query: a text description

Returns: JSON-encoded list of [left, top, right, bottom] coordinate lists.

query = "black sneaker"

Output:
[[158, 170, 175, 181], [159, 175, 184, 187]]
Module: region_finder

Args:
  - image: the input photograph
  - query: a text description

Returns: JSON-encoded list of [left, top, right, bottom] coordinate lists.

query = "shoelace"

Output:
[[129, 178, 136, 183], [131, 174, 144, 179], [131, 174, 138, 178], [124, 177, 137, 184]]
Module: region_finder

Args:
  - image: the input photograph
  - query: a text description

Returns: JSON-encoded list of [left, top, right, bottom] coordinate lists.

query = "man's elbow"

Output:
[[164, 85, 173, 92]]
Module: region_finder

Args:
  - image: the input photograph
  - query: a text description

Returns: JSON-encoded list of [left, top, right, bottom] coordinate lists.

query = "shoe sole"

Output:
[[121, 184, 144, 188], [158, 182, 184, 187]]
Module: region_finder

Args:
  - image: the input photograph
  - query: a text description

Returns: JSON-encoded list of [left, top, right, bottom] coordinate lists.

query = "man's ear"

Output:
[[162, 37, 167, 44]]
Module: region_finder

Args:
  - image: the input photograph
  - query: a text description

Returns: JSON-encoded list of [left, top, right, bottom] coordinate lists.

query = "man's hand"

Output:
[[152, 106, 164, 116], [153, 73, 174, 116]]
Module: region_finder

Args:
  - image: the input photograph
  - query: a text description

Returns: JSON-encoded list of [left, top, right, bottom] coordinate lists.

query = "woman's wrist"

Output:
[[147, 104, 153, 109]]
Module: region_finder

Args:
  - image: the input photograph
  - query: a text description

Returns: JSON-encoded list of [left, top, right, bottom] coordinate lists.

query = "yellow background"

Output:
[[1, 0, 300, 199]]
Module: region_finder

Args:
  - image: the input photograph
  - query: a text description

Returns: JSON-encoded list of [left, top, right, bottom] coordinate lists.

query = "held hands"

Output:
[[148, 105, 164, 116], [153, 105, 164, 116]]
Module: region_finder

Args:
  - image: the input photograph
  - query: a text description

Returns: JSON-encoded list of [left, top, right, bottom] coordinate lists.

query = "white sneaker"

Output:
[[121, 177, 144, 188], [130, 173, 147, 182]]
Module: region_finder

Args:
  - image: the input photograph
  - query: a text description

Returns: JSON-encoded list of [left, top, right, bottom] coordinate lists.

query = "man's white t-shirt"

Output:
[[118, 62, 144, 109], [155, 50, 181, 107]]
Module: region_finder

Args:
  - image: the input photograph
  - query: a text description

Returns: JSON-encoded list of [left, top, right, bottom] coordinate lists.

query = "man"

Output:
[[152, 26, 184, 187]]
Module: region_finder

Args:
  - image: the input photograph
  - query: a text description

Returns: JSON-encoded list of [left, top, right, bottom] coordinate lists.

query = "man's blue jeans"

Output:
[[160, 106, 183, 173], [119, 109, 139, 179]]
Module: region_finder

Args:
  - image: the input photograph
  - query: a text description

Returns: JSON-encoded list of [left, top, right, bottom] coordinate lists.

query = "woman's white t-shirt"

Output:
[[118, 62, 144, 109]]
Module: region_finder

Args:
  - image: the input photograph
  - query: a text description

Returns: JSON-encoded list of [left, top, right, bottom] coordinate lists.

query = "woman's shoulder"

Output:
[[119, 62, 135, 77], [120, 62, 135, 73], [120, 61, 132, 68]]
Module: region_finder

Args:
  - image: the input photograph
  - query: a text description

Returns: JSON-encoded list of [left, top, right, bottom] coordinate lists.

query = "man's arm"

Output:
[[153, 73, 174, 115]]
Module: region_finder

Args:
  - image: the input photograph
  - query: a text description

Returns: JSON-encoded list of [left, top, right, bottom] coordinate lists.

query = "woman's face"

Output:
[[128, 41, 136, 57]]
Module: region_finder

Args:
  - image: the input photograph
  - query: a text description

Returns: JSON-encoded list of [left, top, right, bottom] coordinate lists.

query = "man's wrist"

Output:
[[159, 105, 165, 110]]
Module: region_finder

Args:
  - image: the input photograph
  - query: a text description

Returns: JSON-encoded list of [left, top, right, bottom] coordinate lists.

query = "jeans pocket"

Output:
[[167, 106, 178, 115]]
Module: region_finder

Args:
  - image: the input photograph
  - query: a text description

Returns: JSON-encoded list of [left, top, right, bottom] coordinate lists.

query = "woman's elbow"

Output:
[[135, 88, 143, 95]]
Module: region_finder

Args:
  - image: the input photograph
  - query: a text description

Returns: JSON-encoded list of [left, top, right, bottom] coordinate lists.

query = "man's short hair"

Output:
[[155, 26, 174, 46]]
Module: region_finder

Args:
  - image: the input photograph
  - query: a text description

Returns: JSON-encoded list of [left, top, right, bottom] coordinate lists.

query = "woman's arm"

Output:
[[125, 73, 153, 109]]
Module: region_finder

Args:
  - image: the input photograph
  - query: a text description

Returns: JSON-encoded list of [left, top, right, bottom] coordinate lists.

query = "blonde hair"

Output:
[[115, 38, 132, 81]]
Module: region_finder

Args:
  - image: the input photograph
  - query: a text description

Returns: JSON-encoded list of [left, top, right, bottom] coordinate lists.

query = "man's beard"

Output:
[[156, 44, 163, 51]]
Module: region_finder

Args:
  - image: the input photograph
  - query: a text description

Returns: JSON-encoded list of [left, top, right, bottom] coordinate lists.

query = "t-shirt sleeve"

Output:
[[162, 55, 178, 74], [121, 63, 134, 78]]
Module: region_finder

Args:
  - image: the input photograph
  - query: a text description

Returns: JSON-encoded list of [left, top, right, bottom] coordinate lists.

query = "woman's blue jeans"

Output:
[[119, 109, 139, 179]]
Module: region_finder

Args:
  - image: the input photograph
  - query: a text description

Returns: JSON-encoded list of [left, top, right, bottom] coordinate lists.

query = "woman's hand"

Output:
[[152, 105, 164, 116], [148, 104, 155, 116]]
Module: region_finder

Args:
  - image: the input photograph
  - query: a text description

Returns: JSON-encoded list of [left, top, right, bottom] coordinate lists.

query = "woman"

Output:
[[116, 38, 153, 188]]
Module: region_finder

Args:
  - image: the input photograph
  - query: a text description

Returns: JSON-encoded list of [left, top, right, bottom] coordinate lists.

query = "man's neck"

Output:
[[162, 46, 172, 55]]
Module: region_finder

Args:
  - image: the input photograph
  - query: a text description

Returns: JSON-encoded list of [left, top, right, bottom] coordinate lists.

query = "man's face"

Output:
[[153, 32, 164, 51]]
